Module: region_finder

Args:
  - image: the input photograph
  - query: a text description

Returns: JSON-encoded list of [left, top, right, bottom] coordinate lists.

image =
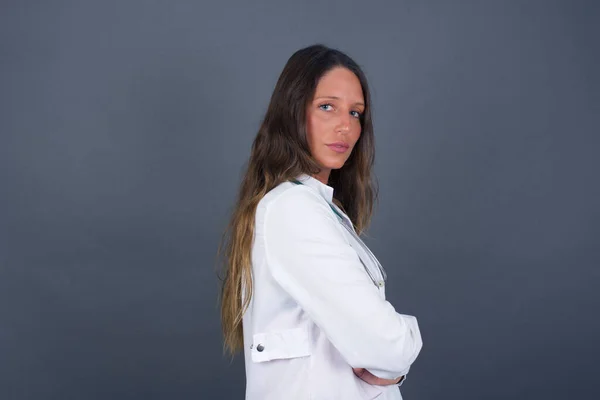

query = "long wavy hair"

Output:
[[217, 44, 379, 356]]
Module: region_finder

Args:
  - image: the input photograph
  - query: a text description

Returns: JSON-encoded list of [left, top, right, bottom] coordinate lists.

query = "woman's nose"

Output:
[[336, 114, 351, 133]]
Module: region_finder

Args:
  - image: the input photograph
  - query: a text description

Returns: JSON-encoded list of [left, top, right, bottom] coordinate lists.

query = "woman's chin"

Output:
[[321, 159, 347, 170]]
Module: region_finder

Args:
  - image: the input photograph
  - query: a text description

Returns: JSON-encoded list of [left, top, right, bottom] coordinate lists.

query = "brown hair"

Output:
[[217, 44, 379, 356]]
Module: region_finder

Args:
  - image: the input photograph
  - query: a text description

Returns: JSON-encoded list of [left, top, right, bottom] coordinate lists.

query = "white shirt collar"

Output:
[[295, 173, 334, 203]]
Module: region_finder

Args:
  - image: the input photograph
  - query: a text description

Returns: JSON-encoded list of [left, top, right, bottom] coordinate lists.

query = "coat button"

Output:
[[256, 344, 265, 352]]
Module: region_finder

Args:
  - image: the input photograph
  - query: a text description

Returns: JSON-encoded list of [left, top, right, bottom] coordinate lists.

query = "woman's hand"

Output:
[[352, 368, 404, 386]]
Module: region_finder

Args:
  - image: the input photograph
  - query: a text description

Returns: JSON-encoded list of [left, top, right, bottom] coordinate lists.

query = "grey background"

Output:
[[1, 0, 598, 399]]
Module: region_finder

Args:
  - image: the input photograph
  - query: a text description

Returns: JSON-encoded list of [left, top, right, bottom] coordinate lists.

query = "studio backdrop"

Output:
[[1, 1, 598, 399]]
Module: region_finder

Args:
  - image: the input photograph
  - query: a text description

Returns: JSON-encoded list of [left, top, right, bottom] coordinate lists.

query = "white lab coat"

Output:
[[242, 173, 423, 400]]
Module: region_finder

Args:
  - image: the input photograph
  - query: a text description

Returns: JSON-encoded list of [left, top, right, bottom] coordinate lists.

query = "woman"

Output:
[[219, 44, 423, 399]]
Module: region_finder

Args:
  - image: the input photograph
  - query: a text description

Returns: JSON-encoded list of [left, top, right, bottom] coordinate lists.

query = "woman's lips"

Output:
[[327, 144, 349, 153]]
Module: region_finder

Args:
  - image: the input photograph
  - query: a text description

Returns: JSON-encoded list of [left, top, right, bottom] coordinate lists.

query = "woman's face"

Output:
[[306, 67, 365, 184]]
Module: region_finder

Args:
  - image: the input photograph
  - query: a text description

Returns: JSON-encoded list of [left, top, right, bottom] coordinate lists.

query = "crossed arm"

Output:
[[264, 187, 422, 385]]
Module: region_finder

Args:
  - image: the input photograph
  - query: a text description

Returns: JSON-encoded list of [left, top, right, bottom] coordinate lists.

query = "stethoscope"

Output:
[[291, 180, 387, 288]]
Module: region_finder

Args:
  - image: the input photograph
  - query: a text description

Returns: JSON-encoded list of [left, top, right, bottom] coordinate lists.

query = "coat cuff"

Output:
[[396, 374, 406, 386]]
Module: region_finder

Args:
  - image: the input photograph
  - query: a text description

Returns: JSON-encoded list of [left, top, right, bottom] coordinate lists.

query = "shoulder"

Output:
[[258, 181, 324, 212], [257, 182, 335, 230]]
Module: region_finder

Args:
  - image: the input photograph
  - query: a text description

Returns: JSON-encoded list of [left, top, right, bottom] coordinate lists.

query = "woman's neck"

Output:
[[313, 169, 330, 185]]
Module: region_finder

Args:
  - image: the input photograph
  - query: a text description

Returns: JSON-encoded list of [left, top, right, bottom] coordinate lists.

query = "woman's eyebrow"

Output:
[[314, 96, 365, 107]]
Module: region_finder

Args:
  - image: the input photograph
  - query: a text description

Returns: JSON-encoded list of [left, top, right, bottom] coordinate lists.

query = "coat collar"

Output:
[[294, 173, 334, 204], [294, 173, 357, 232]]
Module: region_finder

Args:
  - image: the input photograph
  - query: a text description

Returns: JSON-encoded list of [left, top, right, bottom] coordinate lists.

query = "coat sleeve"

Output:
[[262, 186, 423, 379]]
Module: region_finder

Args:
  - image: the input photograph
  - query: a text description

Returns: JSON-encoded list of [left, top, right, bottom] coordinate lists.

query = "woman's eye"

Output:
[[350, 110, 362, 119], [319, 104, 334, 111]]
